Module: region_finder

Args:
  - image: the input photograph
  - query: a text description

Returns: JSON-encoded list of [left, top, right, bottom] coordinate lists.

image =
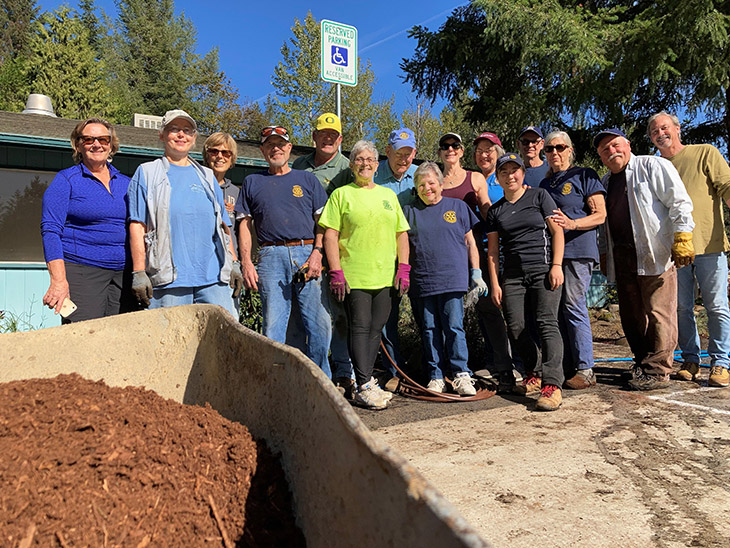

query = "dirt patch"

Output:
[[0, 374, 304, 547]]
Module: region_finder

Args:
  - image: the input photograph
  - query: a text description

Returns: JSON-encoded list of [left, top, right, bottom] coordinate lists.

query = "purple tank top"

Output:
[[442, 171, 479, 215]]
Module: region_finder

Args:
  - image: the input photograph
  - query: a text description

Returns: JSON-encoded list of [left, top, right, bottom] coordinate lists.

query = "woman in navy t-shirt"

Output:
[[540, 131, 606, 390], [485, 153, 565, 411], [403, 162, 487, 396]]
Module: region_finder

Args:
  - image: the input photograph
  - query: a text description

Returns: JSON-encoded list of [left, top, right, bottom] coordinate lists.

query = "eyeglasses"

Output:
[[544, 144, 570, 153], [475, 147, 496, 156], [166, 126, 195, 136], [439, 142, 462, 151], [261, 126, 288, 138], [353, 157, 377, 165], [79, 135, 111, 146], [207, 148, 233, 158], [520, 138, 541, 146]]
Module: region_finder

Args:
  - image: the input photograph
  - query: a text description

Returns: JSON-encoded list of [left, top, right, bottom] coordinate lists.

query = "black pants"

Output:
[[345, 287, 393, 386], [63, 262, 134, 324], [502, 266, 564, 387]]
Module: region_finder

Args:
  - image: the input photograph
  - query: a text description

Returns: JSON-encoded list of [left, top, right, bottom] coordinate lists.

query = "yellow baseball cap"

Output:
[[315, 113, 342, 134]]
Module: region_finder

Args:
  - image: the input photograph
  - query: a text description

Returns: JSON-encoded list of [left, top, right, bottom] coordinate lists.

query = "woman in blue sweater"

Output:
[[41, 118, 132, 323]]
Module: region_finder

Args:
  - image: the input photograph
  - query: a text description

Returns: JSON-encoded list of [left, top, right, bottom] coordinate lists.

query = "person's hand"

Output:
[[469, 268, 488, 296], [132, 270, 153, 307], [491, 284, 503, 308], [242, 260, 258, 291], [229, 261, 243, 298], [550, 209, 576, 230], [394, 263, 411, 297], [672, 232, 695, 267], [329, 269, 350, 302], [43, 279, 70, 314], [305, 248, 322, 280], [549, 264, 564, 290]]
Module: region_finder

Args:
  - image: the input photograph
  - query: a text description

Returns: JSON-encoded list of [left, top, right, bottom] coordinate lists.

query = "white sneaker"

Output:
[[354, 383, 389, 410], [453, 373, 477, 396], [368, 377, 394, 402], [427, 378, 446, 393]]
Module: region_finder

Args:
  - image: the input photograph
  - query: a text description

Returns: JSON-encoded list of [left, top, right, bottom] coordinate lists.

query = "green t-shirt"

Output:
[[291, 152, 353, 195], [319, 183, 410, 289], [668, 144, 730, 255]]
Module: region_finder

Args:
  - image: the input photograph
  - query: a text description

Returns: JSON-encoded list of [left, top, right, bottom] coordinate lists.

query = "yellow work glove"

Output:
[[671, 232, 695, 267]]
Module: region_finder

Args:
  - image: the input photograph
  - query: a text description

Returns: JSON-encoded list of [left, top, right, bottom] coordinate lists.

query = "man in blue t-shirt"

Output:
[[517, 126, 547, 188], [235, 125, 332, 376], [373, 128, 418, 385]]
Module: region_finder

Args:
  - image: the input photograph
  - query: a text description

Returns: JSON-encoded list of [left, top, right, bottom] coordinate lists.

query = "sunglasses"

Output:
[[520, 138, 541, 146], [261, 126, 288, 138], [207, 148, 233, 158], [79, 135, 111, 146], [544, 144, 570, 153], [439, 142, 462, 151]]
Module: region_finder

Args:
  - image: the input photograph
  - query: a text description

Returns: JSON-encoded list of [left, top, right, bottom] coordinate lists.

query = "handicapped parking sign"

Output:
[[331, 46, 348, 66], [321, 19, 357, 86]]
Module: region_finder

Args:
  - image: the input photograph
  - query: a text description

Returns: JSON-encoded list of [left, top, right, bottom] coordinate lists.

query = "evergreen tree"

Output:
[[0, 0, 38, 63], [23, 6, 112, 119]]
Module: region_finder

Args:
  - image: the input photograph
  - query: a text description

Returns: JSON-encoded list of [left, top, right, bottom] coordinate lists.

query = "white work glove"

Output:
[[469, 268, 488, 297]]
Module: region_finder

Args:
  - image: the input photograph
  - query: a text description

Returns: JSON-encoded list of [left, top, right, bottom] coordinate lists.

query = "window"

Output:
[[0, 168, 55, 262]]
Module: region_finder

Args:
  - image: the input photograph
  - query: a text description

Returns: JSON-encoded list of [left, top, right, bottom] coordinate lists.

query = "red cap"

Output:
[[473, 132, 502, 147]]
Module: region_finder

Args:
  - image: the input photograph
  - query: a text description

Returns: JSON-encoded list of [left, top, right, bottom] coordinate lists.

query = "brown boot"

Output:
[[565, 368, 596, 390], [676, 362, 700, 381], [535, 384, 562, 411]]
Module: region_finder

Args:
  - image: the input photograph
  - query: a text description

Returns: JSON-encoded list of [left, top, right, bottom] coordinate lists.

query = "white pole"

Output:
[[336, 83, 342, 152]]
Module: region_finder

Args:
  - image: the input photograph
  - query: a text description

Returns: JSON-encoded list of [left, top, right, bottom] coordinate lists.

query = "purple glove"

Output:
[[394, 263, 411, 297], [329, 269, 350, 302]]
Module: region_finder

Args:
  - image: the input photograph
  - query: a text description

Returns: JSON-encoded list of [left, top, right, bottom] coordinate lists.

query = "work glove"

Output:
[[229, 261, 243, 298], [671, 232, 695, 267], [329, 269, 350, 302], [394, 263, 411, 297], [469, 268, 488, 297], [132, 270, 153, 307]]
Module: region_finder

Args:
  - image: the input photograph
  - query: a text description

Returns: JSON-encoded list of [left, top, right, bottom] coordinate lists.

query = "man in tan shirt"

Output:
[[648, 111, 730, 387]]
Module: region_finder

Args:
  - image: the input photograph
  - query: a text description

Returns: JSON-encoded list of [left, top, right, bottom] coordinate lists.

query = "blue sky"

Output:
[[38, 0, 466, 117]]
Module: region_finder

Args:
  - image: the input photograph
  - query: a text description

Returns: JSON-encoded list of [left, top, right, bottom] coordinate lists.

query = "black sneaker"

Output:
[[627, 370, 670, 391]]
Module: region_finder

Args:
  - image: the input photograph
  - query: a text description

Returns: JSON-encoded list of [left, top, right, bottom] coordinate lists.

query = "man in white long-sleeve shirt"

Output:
[[594, 128, 695, 391]]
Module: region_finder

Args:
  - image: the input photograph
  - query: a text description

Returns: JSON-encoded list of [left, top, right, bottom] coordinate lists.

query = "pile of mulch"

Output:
[[0, 374, 305, 547]]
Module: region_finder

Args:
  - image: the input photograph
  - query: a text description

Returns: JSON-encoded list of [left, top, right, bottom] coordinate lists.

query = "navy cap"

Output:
[[388, 128, 416, 150], [518, 126, 543, 139], [495, 152, 525, 171], [592, 128, 628, 148]]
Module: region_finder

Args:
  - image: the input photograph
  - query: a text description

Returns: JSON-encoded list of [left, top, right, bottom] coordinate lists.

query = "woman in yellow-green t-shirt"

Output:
[[319, 140, 410, 410]]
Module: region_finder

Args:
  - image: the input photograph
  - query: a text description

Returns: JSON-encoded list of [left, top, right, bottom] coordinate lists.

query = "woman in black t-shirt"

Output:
[[485, 153, 565, 411]]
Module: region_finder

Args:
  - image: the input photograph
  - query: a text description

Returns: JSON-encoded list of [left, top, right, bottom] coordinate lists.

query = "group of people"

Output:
[[41, 108, 730, 412]]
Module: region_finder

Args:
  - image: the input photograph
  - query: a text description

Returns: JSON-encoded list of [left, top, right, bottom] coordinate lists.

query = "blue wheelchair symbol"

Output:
[[331, 46, 348, 66]]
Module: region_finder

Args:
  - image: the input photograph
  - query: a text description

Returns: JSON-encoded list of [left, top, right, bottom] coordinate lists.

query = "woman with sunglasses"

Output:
[[539, 131, 606, 390], [438, 133, 491, 217], [204, 132, 241, 314], [127, 110, 242, 316], [319, 140, 410, 410], [41, 117, 134, 323]]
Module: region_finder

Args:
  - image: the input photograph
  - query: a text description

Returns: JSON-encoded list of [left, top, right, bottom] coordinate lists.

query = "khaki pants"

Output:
[[613, 246, 678, 376]]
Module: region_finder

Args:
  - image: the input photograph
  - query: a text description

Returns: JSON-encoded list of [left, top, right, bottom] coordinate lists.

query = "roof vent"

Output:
[[22, 94, 57, 117]]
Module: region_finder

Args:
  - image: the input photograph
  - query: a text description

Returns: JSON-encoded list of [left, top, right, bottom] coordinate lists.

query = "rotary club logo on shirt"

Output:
[[561, 183, 572, 195], [292, 185, 304, 198], [443, 211, 457, 223], [383, 200, 393, 211]]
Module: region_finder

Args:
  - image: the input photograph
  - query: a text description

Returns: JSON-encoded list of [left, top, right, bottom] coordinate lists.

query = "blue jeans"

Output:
[[559, 259, 595, 371], [151, 282, 237, 317], [502, 266, 564, 387], [257, 244, 332, 377], [412, 292, 470, 379], [677, 252, 730, 368]]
